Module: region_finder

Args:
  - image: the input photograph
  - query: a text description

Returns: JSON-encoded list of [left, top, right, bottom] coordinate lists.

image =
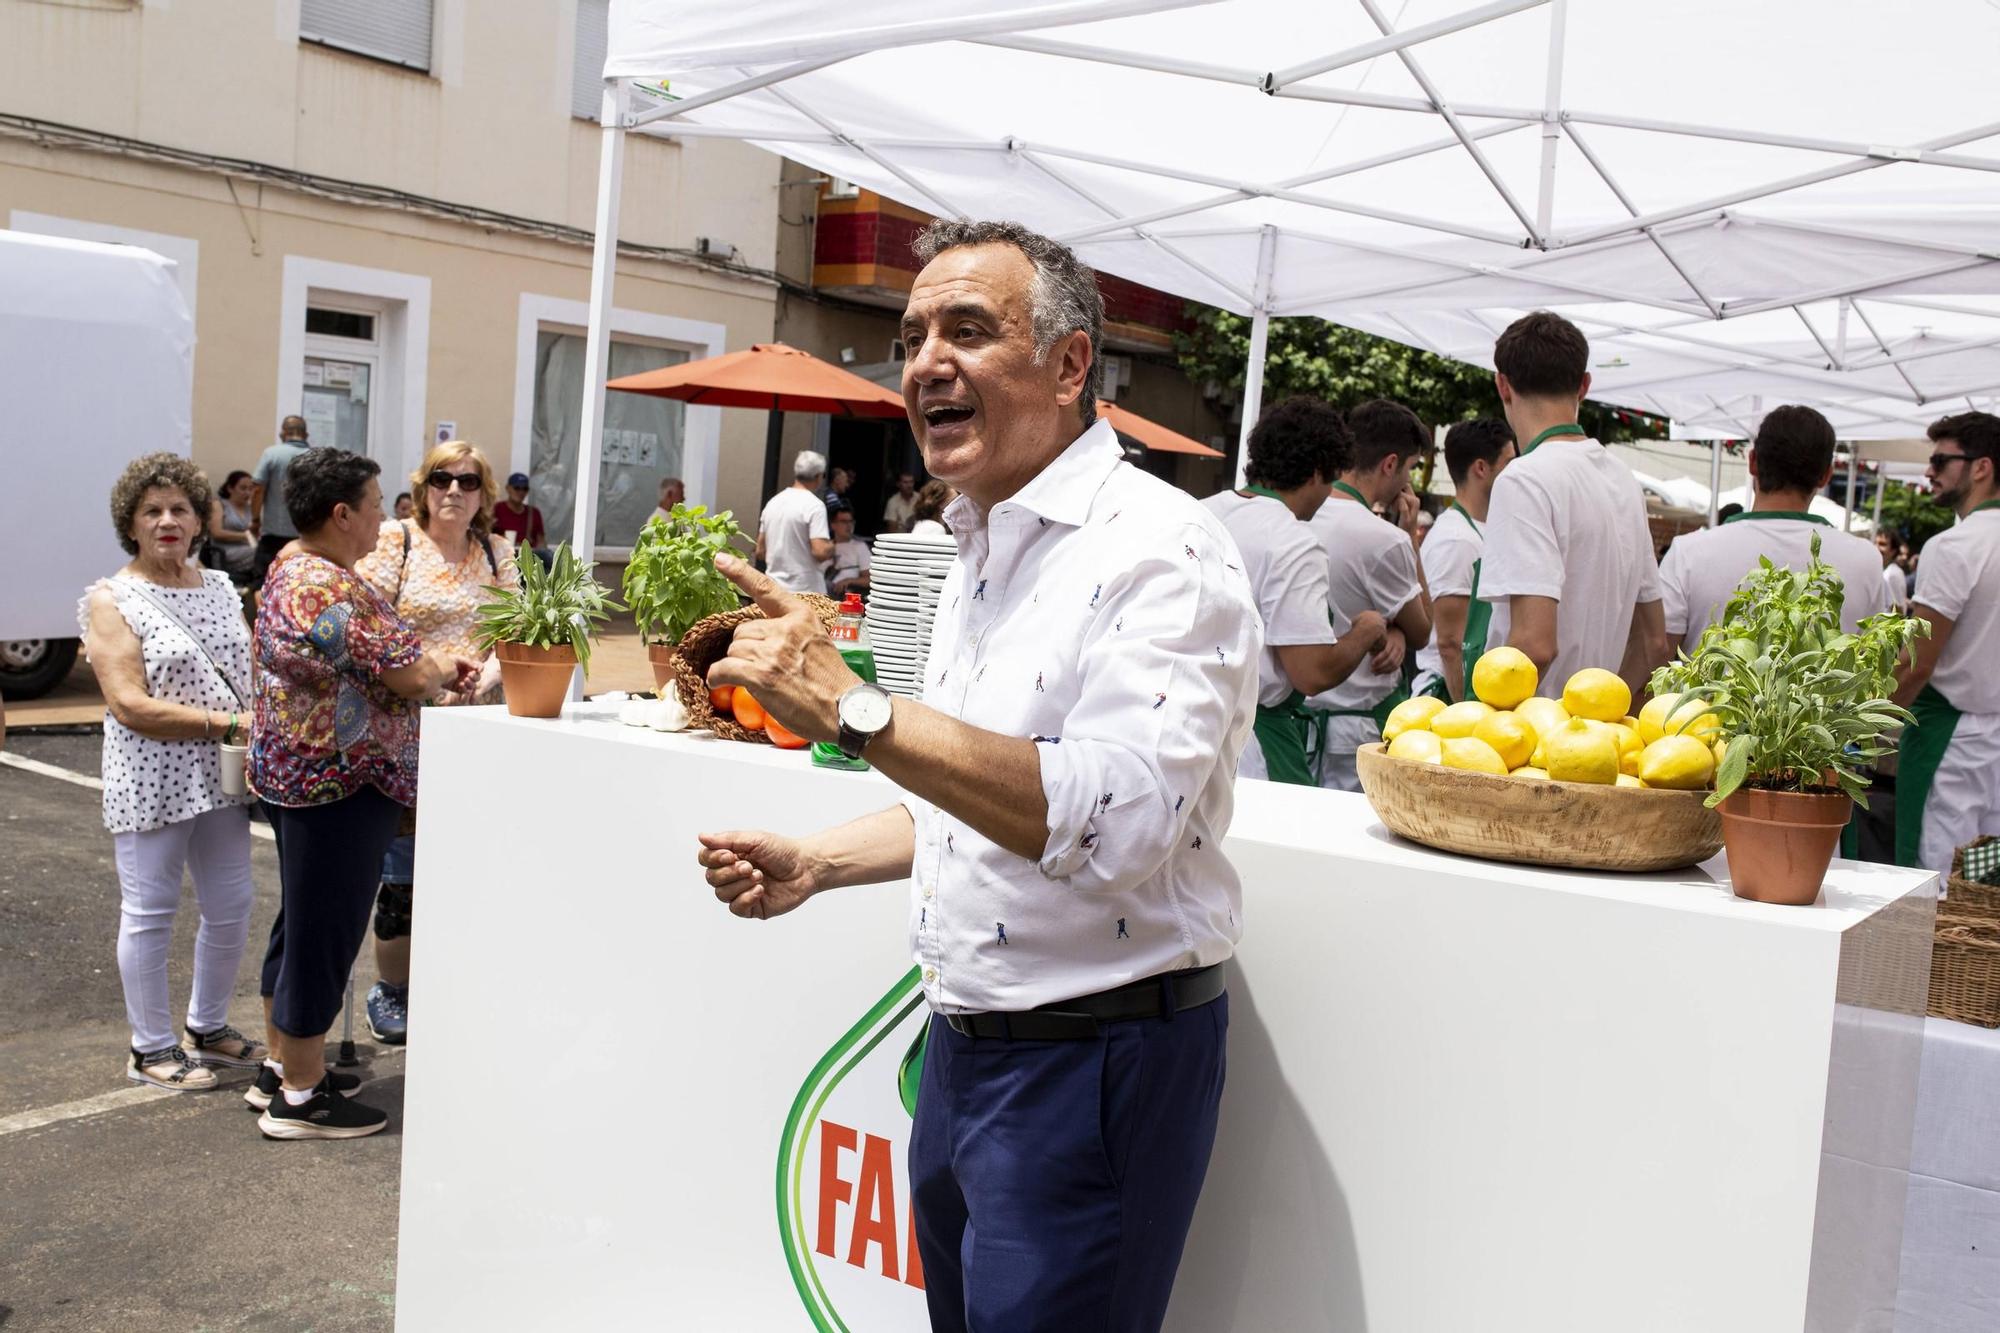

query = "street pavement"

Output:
[[1, 730, 402, 1332]]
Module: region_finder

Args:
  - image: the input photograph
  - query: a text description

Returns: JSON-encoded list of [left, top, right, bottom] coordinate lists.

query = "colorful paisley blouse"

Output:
[[250, 553, 424, 808]]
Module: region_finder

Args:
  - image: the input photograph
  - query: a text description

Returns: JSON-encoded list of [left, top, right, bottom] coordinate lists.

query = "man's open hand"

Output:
[[706, 554, 856, 743]]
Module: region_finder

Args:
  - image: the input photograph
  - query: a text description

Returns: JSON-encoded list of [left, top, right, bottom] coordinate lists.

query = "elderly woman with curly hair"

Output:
[[352, 439, 518, 1044], [81, 453, 266, 1092], [248, 448, 476, 1138]]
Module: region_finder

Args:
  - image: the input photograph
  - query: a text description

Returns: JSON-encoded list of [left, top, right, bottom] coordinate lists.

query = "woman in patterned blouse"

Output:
[[248, 448, 475, 1140], [353, 440, 519, 1045]]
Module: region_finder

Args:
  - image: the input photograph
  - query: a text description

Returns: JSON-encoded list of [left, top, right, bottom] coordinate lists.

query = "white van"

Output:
[[0, 231, 194, 698]]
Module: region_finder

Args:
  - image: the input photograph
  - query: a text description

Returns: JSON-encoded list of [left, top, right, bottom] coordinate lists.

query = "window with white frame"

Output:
[[300, 0, 434, 73], [571, 0, 610, 120], [301, 300, 385, 458], [530, 329, 687, 550]]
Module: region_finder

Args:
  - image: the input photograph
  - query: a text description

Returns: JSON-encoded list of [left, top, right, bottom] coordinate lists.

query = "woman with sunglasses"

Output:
[[353, 440, 520, 1047]]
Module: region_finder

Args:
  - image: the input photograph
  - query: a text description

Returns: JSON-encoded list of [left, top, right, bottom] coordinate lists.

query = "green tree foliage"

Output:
[[1172, 305, 1667, 448], [1873, 479, 1955, 551]]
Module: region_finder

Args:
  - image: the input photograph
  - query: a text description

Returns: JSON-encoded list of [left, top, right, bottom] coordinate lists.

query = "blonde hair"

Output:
[[409, 440, 498, 537]]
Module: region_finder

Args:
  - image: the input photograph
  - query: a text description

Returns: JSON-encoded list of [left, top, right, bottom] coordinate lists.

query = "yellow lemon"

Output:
[[1386, 729, 1444, 764], [1615, 773, 1646, 788], [1562, 667, 1632, 723], [1638, 692, 1723, 745], [1712, 736, 1730, 771], [1471, 646, 1538, 710], [1638, 734, 1716, 791], [1515, 696, 1570, 738], [1432, 699, 1496, 740], [1619, 750, 1641, 777], [1622, 715, 1642, 730], [1512, 766, 1550, 780], [1441, 736, 1509, 776], [1474, 712, 1538, 770], [1543, 717, 1621, 785], [1383, 695, 1448, 741]]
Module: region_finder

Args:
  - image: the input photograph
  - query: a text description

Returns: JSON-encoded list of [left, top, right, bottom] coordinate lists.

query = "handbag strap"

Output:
[[117, 575, 249, 709]]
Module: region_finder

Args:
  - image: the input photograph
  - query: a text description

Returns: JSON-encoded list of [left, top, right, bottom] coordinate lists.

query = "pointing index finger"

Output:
[[715, 552, 796, 620]]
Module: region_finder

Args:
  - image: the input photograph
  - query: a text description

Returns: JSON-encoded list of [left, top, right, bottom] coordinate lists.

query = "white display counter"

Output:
[[395, 704, 1936, 1332]]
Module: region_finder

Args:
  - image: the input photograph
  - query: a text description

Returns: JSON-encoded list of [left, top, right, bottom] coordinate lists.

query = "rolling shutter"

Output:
[[300, 0, 434, 73], [571, 0, 611, 120]]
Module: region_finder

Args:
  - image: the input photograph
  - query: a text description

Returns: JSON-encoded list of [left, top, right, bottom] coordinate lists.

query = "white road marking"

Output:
[[0, 1084, 173, 1136], [2, 751, 274, 840]]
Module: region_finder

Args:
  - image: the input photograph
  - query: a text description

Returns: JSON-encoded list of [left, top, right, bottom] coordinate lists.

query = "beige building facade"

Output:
[[2, 0, 786, 552]]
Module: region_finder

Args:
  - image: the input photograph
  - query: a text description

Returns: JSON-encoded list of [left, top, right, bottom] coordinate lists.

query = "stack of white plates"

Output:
[[864, 532, 957, 698]]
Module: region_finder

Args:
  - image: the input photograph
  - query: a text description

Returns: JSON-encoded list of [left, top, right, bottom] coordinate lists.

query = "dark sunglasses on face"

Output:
[[427, 471, 483, 492]]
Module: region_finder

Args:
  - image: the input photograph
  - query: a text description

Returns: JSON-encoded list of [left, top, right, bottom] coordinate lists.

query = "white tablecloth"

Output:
[[1900, 1018, 2000, 1331]]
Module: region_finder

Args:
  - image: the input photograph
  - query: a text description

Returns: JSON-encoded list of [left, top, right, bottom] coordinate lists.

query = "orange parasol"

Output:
[[609, 342, 909, 504], [1099, 401, 1225, 457]]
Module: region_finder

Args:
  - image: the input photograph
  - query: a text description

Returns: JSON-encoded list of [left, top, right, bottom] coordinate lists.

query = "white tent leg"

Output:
[[570, 79, 630, 700], [1871, 462, 1886, 533], [1708, 438, 1722, 525], [1236, 308, 1270, 491], [1844, 450, 1858, 532]]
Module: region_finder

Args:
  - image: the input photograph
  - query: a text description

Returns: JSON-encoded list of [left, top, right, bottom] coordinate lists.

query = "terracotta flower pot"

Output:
[[1717, 787, 1853, 906], [646, 642, 678, 690], [493, 641, 577, 719]]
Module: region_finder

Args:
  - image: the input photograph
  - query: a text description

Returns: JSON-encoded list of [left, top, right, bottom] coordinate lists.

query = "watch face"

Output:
[[841, 685, 894, 733]]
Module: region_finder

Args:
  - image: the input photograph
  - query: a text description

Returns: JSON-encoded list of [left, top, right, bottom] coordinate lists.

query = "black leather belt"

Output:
[[943, 963, 1226, 1041]]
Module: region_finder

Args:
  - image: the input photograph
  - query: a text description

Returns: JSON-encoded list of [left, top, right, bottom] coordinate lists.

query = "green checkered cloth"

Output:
[[1962, 838, 2000, 888]]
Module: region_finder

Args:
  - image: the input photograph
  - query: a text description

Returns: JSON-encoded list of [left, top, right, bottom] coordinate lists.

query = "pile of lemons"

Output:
[[1380, 648, 1725, 790]]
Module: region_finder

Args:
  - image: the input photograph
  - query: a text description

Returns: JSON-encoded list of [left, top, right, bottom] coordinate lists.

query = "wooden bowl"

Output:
[[1354, 743, 1724, 873]]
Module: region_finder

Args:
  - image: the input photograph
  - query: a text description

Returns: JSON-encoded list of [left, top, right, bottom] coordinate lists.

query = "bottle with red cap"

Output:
[[811, 593, 877, 771]]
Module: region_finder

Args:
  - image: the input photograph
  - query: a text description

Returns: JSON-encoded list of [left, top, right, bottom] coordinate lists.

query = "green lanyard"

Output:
[[1723, 510, 1830, 526], [1449, 500, 1481, 536], [1329, 480, 1371, 506], [1520, 423, 1587, 457], [1970, 499, 2000, 516], [1240, 486, 1288, 504]]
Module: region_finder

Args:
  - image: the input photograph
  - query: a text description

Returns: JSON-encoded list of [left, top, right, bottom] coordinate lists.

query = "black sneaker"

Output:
[[256, 1075, 388, 1140], [242, 1064, 363, 1111]]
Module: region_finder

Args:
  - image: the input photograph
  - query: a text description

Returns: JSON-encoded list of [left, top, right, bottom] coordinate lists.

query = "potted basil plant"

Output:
[[1651, 538, 1925, 905], [621, 503, 747, 688], [475, 541, 620, 718]]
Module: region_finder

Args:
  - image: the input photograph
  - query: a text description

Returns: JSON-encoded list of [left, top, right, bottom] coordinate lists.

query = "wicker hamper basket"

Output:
[[666, 595, 841, 743], [1930, 914, 2000, 1028], [1947, 836, 2000, 917]]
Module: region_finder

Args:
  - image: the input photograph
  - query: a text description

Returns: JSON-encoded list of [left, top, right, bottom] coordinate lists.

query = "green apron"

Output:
[[1310, 479, 1412, 775], [1895, 683, 1963, 868], [1253, 690, 1320, 785], [1415, 503, 1493, 703]]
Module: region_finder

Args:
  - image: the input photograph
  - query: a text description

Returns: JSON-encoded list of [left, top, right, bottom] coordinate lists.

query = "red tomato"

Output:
[[709, 685, 735, 713], [732, 688, 767, 731], [765, 715, 808, 750]]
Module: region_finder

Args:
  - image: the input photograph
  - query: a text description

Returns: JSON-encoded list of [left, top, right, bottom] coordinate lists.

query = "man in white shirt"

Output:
[[695, 220, 1257, 1333], [883, 471, 919, 532], [823, 506, 872, 597], [648, 476, 685, 525], [1479, 312, 1667, 699], [754, 452, 833, 594], [1877, 531, 1911, 613], [1412, 418, 1517, 701], [1305, 398, 1433, 791], [1204, 396, 1387, 784], [1893, 411, 2000, 875], [1657, 406, 1886, 665]]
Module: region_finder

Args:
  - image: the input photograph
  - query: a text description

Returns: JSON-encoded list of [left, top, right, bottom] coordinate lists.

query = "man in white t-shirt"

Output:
[[649, 476, 686, 525], [1657, 405, 1888, 661], [1412, 418, 1516, 701], [1204, 397, 1388, 785], [1305, 398, 1434, 791], [756, 451, 834, 594], [1479, 312, 1666, 699], [883, 472, 919, 532], [824, 506, 873, 597], [1893, 411, 2000, 875]]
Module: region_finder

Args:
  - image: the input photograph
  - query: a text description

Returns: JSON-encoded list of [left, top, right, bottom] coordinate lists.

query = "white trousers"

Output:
[[1316, 713, 1382, 794], [1922, 710, 2000, 879], [110, 806, 255, 1053]]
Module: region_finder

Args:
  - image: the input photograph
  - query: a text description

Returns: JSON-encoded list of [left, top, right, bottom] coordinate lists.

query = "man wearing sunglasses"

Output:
[[1893, 411, 2000, 875]]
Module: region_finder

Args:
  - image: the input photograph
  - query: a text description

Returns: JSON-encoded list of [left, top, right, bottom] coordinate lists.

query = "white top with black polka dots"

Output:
[[79, 570, 254, 834]]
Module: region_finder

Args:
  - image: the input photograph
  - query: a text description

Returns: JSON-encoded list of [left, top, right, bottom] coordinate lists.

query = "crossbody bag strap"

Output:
[[117, 576, 249, 709]]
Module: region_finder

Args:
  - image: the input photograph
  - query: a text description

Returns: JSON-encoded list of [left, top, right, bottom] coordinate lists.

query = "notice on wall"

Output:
[[301, 363, 325, 388], [435, 421, 457, 445], [322, 362, 355, 388], [598, 429, 661, 466], [301, 395, 339, 444]]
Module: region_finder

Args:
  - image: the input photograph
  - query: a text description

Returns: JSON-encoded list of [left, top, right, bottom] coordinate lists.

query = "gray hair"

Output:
[[912, 219, 1104, 426], [793, 449, 827, 481]]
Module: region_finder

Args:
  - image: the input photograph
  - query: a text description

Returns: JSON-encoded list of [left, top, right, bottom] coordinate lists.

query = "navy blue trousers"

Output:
[[909, 993, 1228, 1333], [259, 787, 402, 1038]]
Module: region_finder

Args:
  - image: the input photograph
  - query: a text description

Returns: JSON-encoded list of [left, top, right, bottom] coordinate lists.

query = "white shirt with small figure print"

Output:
[[911, 419, 1261, 1013]]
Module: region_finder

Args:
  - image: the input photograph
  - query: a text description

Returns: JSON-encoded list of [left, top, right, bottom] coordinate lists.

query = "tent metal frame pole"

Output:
[[1534, 0, 1568, 240], [1558, 109, 2000, 174], [630, 56, 846, 125], [1849, 301, 1927, 402], [1718, 256, 1996, 319], [1235, 225, 1279, 491], [1557, 123, 1720, 316], [1844, 450, 1859, 532], [570, 77, 630, 700], [1707, 440, 1723, 526], [760, 82, 969, 219], [1268, 0, 1549, 89], [1872, 464, 1887, 531]]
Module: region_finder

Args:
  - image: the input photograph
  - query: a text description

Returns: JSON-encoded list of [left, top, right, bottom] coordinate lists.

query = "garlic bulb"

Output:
[[646, 693, 690, 732]]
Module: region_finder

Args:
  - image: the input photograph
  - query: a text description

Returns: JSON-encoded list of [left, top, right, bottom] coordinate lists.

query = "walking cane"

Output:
[[337, 971, 358, 1067]]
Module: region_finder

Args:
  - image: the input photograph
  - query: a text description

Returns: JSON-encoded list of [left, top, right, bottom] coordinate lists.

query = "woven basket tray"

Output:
[[1948, 836, 2000, 917], [667, 595, 840, 743], [1931, 913, 2000, 1028]]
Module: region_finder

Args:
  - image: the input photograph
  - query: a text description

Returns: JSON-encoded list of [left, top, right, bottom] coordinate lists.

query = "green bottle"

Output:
[[812, 593, 877, 771]]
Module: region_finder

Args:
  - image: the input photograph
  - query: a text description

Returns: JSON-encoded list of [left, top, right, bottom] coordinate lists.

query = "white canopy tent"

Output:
[[574, 0, 2000, 547]]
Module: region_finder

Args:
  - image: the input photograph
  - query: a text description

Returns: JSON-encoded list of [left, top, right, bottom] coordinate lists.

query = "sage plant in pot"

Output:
[[1651, 540, 1925, 905], [475, 541, 619, 718], [621, 504, 747, 688]]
